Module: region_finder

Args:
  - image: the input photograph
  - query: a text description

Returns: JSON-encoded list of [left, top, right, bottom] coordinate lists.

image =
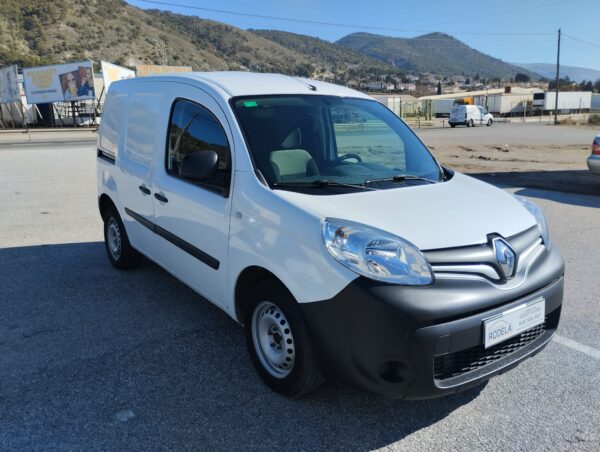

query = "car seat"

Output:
[[269, 128, 319, 182]]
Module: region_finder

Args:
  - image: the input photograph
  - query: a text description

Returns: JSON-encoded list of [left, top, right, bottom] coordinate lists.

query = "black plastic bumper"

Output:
[[300, 246, 564, 399]]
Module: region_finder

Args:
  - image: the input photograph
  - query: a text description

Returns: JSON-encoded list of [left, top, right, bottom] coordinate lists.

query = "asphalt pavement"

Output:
[[0, 139, 599, 451]]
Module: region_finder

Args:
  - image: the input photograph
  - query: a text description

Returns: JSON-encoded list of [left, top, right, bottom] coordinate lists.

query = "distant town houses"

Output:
[[310, 69, 557, 97]]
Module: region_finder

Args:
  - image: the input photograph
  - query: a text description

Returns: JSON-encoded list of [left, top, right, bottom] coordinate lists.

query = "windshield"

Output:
[[232, 95, 443, 191]]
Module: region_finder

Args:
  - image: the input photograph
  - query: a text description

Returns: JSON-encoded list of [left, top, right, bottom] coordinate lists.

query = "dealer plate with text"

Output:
[[483, 298, 545, 349]]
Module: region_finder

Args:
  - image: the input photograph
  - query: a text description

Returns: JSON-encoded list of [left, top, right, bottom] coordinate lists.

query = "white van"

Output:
[[449, 104, 494, 127], [97, 72, 563, 399]]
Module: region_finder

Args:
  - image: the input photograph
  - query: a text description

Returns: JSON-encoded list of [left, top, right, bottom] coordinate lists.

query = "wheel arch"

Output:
[[98, 193, 117, 220], [234, 266, 286, 325]]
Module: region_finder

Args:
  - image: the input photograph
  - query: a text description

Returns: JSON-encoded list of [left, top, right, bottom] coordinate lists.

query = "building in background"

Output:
[[420, 87, 543, 116], [371, 94, 422, 118]]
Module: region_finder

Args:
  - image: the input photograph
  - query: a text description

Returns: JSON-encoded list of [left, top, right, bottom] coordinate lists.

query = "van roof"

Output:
[[118, 71, 371, 99]]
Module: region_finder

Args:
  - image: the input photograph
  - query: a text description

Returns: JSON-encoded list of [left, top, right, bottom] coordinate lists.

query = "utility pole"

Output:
[[554, 28, 561, 125]]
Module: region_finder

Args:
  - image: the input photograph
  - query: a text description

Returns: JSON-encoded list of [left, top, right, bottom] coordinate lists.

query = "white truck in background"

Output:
[[433, 99, 455, 118], [533, 91, 600, 113]]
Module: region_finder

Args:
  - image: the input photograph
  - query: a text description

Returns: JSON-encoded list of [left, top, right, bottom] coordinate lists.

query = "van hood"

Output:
[[273, 172, 537, 250]]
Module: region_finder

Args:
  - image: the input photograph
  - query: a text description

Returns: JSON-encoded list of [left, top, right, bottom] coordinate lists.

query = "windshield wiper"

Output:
[[364, 174, 438, 185], [273, 179, 375, 190]]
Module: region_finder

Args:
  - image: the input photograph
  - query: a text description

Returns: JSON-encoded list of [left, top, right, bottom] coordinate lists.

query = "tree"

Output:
[[549, 76, 576, 91], [436, 81, 442, 95], [515, 73, 531, 83], [578, 80, 594, 92]]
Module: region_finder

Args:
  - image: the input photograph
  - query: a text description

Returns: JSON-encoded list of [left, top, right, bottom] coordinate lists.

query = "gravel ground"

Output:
[[0, 131, 599, 451], [418, 123, 600, 195]]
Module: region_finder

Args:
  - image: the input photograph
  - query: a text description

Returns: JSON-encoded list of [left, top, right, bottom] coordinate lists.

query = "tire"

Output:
[[468, 119, 474, 127], [103, 206, 141, 269], [244, 279, 324, 398], [449, 123, 456, 128], [487, 118, 493, 126]]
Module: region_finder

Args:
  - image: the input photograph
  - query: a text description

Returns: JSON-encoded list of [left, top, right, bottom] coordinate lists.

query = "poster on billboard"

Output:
[[135, 65, 192, 77], [0, 65, 20, 104], [23, 61, 95, 104], [101, 61, 135, 93]]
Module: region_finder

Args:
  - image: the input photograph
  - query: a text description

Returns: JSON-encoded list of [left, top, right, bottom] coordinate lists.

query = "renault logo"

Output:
[[493, 238, 516, 280]]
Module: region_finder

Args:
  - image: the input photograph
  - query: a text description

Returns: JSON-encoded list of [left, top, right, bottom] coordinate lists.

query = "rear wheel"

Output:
[[103, 206, 141, 269], [244, 279, 324, 398], [449, 122, 456, 128]]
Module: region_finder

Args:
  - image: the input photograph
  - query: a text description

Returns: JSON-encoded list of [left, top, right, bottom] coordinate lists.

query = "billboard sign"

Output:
[[0, 65, 20, 104], [136, 65, 192, 77], [101, 61, 135, 93], [23, 61, 95, 104]]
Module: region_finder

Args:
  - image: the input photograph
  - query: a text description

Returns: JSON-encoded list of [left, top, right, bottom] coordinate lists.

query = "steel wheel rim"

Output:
[[107, 217, 122, 260], [251, 301, 295, 378]]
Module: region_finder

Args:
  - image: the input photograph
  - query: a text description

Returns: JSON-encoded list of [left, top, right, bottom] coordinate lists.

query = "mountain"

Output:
[[249, 29, 401, 75], [0, 0, 397, 78], [515, 63, 600, 83], [0, 0, 534, 81], [336, 32, 537, 80]]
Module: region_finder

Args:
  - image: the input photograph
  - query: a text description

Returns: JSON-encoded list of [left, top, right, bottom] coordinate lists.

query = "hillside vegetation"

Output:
[[0, 0, 313, 74], [249, 29, 402, 78]]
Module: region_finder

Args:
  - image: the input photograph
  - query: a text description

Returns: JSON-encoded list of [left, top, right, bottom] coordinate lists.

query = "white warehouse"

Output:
[[420, 87, 542, 116]]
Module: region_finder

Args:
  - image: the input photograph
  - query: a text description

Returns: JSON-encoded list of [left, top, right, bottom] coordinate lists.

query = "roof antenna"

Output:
[[293, 77, 317, 92]]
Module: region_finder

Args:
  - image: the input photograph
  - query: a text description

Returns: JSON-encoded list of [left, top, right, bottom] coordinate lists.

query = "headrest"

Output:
[[281, 128, 301, 149]]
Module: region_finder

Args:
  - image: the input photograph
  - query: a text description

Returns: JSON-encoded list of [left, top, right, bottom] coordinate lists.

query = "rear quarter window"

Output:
[[99, 90, 127, 157], [124, 92, 162, 167]]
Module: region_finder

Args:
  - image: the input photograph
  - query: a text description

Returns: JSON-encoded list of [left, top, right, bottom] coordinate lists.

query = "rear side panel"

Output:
[[98, 81, 163, 261]]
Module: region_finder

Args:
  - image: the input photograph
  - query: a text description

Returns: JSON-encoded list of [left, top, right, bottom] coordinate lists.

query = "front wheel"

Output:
[[244, 280, 324, 398], [103, 206, 141, 269], [467, 119, 474, 127], [487, 118, 493, 126]]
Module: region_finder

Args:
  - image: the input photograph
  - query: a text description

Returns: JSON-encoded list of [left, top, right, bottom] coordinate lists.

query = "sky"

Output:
[[127, 0, 600, 71]]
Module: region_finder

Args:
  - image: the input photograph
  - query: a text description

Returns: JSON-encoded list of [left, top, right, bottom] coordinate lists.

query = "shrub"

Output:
[[588, 114, 600, 125], [558, 117, 577, 126]]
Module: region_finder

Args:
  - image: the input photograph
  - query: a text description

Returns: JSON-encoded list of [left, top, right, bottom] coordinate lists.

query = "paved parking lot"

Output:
[[1, 132, 599, 450]]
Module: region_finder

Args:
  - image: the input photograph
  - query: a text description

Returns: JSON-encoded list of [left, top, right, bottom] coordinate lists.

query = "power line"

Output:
[[137, 0, 554, 36], [562, 40, 600, 55], [563, 33, 600, 49]]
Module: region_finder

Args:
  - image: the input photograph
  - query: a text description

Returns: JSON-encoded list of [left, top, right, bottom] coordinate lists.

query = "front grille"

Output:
[[434, 321, 547, 381]]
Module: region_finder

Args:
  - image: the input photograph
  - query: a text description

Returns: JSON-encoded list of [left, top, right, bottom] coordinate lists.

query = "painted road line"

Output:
[[554, 334, 600, 360]]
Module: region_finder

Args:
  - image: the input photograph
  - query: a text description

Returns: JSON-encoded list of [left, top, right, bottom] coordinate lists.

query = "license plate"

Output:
[[483, 298, 545, 349]]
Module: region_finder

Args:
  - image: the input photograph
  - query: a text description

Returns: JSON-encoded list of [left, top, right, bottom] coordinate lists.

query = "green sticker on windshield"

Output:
[[243, 101, 258, 107]]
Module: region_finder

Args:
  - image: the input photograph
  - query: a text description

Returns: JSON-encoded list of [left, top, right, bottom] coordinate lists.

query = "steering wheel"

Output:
[[336, 153, 362, 163]]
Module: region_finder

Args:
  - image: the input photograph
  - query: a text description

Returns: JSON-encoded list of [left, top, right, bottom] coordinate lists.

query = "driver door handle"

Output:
[[154, 192, 168, 203], [138, 184, 151, 195]]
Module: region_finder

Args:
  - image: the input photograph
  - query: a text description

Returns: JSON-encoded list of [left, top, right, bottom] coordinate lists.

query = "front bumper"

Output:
[[587, 155, 600, 175], [300, 246, 564, 399]]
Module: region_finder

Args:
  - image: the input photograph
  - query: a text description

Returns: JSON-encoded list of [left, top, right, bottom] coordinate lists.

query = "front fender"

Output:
[[227, 171, 357, 314]]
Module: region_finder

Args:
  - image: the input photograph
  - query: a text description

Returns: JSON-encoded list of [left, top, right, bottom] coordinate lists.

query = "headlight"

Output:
[[321, 218, 433, 285], [517, 197, 550, 245]]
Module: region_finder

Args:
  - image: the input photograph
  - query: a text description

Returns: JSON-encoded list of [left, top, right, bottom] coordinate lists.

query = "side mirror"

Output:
[[179, 151, 219, 182]]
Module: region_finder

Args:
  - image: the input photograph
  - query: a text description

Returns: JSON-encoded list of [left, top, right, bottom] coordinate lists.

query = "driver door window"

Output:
[[167, 99, 231, 195]]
